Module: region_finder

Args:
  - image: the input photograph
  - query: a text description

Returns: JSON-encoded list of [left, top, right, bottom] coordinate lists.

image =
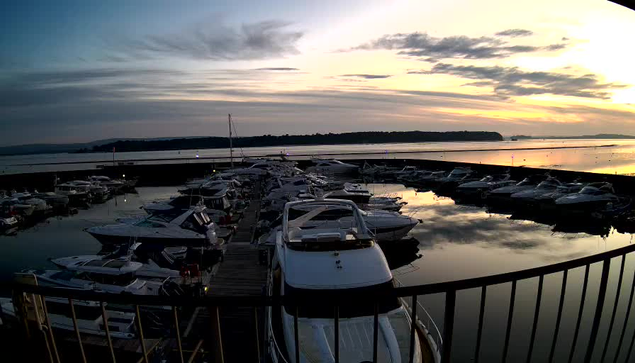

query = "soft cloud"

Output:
[[340, 74, 392, 79], [254, 67, 299, 71], [419, 63, 627, 99], [110, 20, 303, 61], [2, 66, 634, 145], [495, 29, 534, 37], [347, 30, 567, 61]]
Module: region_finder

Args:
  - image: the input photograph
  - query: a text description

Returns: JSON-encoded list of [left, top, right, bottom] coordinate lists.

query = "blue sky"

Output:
[[1, 0, 634, 145]]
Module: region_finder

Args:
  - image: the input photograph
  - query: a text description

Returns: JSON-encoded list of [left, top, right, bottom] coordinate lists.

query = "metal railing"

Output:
[[5, 241, 635, 362]]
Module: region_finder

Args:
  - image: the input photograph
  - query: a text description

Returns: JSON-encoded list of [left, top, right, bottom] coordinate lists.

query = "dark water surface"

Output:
[[1, 183, 634, 361]]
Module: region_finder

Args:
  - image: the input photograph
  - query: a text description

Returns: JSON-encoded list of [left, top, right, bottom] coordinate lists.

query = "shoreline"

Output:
[[8, 143, 617, 167]]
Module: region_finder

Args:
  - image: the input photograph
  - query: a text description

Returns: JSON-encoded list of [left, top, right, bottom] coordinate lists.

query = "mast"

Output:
[[228, 114, 233, 168]]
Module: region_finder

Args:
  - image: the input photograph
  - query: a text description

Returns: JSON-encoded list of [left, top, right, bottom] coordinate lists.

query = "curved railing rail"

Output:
[[5, 241, 635, 363]]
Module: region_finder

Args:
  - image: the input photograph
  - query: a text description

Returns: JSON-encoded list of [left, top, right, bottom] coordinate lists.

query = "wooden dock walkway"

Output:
[[185, 181, 269, 363]]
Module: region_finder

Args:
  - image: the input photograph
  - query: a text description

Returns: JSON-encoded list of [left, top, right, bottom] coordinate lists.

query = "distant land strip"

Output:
[[80, 131, 503, 153], [10, 144, 616, 167]]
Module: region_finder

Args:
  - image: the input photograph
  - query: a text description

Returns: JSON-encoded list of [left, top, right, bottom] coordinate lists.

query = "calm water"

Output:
[[3, 138, 635, 175], [1, 183, 634, 361]]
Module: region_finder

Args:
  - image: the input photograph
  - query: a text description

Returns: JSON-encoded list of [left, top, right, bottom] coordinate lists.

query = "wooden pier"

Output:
[[184, 182, 269, 363]]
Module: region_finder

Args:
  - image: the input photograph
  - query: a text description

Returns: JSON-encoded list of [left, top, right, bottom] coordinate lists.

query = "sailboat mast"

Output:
[[228, 114, 233, 168]]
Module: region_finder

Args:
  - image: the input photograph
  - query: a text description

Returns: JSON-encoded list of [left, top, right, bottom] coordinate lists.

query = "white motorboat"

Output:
[[457, 174, 515, 195], [145, 194, 231, 214], [51, 253, 180, 280], [510, 178, 563, 202], [394, 166, 420, 180], [1, 216, 19, 232], [533, 183, 586, 205], [488, 177, 542, 198], [360, 163, 400, 177], [417, 170, 448, 184], [305, 159, 359, 175], [0, 296, 136, 339], [70, 180, 110, 203], [33, 191, 70, 208], [268, 199, 440, 363], [432, 167, 475, 189], [1, 198, 35, 216], [555, 183, 622, 211], [55, 182, 91, 204], [89, 175, 126, 193], [23, 197, 51, 214], [86, 207, 222, 249], [324, 183, 372, 204], [23, 262, 168, 295]]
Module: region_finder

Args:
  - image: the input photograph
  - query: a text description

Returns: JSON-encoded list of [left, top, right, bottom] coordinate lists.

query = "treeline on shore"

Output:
[[80, 131, 503, 153]]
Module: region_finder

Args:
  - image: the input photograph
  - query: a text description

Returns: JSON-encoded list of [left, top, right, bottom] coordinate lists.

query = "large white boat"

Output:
[[23, 261, 169, 295], [86, 207, 221, 248], [50, 253, 180, 280], [267, 199, 440, 363]]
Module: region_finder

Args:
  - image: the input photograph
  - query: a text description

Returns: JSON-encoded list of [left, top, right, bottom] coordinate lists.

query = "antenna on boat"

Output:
[[228, 114, 234, 168]]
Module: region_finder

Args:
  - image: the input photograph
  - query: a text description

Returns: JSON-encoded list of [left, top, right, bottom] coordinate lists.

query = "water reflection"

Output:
[[367, 183, 635, 362]]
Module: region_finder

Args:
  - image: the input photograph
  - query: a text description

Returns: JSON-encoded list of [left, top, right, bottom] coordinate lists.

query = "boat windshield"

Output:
[[181, 213, 208, 233], [284, 280, 401, 318], [286, 204, 372, 250]]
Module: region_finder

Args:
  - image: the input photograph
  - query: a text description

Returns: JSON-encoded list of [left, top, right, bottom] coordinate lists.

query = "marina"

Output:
[[2, 155, 635, 362]]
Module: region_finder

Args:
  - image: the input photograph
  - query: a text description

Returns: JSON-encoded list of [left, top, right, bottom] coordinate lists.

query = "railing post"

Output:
[[173, 306, 184, 363], [68, 298, 87, 363], [549, 269, 568, 363], [526, 275, 544, 363], [39, 296, 60, 363], [474, 286, 487, 363], [614, 269, 635, 363], [409, 295, 418, 363], [100, 301, 117, 363], [601, 254, 626, 362], [568, 264, 590, 363], [442, 290, 456, 363], [135, 305, 148, 363], [502, 280, 517, 363], [584, 258, 611, 363]]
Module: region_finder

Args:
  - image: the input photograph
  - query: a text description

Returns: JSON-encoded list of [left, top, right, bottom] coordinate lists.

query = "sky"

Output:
[[1, 0, 635, 146]]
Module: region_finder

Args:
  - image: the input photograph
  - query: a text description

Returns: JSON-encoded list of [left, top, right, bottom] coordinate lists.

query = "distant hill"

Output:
[[0, 137, 208, 156], [85, 131, 504, 153]]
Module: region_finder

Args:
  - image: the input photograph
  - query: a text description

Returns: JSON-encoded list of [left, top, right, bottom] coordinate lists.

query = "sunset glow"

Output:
[[1, 0, 634, 145]]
